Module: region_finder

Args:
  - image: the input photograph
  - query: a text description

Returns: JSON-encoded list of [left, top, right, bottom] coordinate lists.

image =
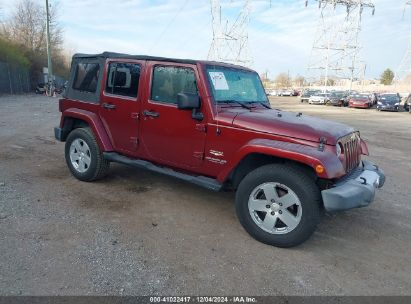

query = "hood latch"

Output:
[[318, 137, 327, 152]]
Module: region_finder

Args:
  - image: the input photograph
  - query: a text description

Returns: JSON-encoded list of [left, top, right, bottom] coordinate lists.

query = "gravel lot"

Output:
[[1, 94, 411, 296]]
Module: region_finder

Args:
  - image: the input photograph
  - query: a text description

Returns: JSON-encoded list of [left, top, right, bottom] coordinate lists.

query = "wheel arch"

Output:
[[59, 109, 113, 151], [218, 138, 345, 188], [226, 152, 317, 190]]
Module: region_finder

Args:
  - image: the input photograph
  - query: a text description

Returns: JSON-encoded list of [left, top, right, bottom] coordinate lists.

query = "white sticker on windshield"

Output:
[[209, 72, 229, 90]]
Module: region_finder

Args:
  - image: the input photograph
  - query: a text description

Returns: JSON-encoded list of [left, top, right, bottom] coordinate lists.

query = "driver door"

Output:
[[140, 63, 206, 169]]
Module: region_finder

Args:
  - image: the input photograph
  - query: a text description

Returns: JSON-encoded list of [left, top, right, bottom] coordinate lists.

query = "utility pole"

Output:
[[45, 0, 53, 96]]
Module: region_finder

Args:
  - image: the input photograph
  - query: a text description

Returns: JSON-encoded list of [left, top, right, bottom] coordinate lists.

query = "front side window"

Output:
[[206, 65, 268, 105], [73, 63, 100, 93], [151, 66, 197, 104], [105, 62, 141, 98]]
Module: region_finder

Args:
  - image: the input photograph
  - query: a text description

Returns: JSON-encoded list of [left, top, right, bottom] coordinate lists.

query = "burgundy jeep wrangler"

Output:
[[55, 52, 385, 247]]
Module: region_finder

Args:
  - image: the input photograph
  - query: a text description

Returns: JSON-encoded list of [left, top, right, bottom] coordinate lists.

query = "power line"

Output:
[[148, 0, 190, 52]]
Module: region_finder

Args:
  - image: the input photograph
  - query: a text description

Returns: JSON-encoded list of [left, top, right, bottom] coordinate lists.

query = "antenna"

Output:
[[208, 0, 252, 67], [395, 1, 411, 84], [305, 0, 375, 91]]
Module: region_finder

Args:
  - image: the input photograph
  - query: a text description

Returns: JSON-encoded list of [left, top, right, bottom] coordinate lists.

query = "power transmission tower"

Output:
[[395, 1, 411, 84], [305, 0, 374, 90], [208, 0, 252, 67]]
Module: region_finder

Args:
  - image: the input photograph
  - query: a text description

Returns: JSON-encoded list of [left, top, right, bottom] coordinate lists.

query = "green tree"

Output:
[[0, 37, 30, 67], [380, 68, 394, 85]]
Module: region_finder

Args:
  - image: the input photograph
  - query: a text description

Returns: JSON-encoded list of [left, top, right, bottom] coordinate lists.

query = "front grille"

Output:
[[340, 132, 361, 173]]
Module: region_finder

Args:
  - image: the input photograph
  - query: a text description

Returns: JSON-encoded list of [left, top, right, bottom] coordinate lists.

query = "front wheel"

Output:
[[235, 164, 321, 247]]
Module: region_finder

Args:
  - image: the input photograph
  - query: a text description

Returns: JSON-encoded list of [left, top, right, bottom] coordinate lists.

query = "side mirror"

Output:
[[177, 92, 200, 110]]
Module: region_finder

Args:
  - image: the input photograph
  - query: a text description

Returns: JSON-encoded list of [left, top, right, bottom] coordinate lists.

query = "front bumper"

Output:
[[350, 103, 369, 108], [377, 105, 399, 111], [321, 160, 385, 212]]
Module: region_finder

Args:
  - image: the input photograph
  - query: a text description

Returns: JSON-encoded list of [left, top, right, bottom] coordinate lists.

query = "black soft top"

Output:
[[72, 52, 198, 65], [65, 52, 252, 103]]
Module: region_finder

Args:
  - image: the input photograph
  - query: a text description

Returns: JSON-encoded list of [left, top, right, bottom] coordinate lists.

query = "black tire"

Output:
[[65, 127, 110, 182], [235, 164, 321, 248]]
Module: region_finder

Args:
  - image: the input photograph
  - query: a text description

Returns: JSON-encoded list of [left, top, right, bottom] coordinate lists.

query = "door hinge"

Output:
[[195, 123, 207, 133], [130, 137, 139, 148], [193, 151, 204, 160], [131, 112, 140, 120]]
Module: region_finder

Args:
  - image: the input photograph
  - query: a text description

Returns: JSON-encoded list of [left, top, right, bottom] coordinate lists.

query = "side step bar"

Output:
[[103, 152, 223, 191]]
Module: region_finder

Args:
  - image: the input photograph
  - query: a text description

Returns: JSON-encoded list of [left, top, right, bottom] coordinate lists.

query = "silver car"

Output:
[[308, 93, 330, 105]]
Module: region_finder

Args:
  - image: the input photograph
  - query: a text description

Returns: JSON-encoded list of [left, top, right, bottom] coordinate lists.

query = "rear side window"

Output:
[[105, 62, 141, 98], [151, 66, 197, 104], [73, 63, 100, 93]]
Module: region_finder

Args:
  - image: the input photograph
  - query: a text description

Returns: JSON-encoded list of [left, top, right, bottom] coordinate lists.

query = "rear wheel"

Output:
[[65, 127, 110, 181], [235, 164, 321, 247]]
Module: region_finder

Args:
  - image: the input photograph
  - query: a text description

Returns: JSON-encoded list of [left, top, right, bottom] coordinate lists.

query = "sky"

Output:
[[0, 0, 410, 79]]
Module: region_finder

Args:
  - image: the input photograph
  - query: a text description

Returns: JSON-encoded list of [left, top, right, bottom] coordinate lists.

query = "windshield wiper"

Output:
[[218, 100, 252, 110], [247, 101, 271, 109]]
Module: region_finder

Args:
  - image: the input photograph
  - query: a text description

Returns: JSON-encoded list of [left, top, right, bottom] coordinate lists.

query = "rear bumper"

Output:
[[321, 160, 385, 212]]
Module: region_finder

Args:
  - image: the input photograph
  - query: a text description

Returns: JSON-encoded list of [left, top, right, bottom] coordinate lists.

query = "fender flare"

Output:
[[217, 138, 345, 182], [61, 108, 114, 151]]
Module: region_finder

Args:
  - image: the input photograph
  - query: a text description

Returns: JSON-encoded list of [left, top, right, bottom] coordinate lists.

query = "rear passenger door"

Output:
[[99, 60, 144, 156]]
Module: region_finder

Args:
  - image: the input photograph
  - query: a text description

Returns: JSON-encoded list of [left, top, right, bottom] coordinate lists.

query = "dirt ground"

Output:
[[0, 94, 410, 296]]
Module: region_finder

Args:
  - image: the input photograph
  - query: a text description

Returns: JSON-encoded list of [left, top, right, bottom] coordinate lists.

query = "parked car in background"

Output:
[[300, 90, 320, 103], [377, 93, 401, 112], [267, 90, 278, 96], [35, 83, 46, 94], [326, 91, 347, 107], [308, 92, 330, 105], [349, 94, 372, 109], [278, 89, 294, 96], [404, 94, 410, 112]]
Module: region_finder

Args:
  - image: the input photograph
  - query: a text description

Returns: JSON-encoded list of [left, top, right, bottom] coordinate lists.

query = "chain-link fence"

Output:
[[0, 61, 30, 94]]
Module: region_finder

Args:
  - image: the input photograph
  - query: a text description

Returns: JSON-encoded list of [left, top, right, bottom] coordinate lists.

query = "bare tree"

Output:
[[294, 75, 305, 87], [275, 73, 291, 88], [2, 0, 69, 85], [5, 0, 63, 54]]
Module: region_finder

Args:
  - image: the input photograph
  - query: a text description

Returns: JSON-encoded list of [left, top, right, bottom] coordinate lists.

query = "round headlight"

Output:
[[336, 143, 342, 156], [377, 101, 382, 105]]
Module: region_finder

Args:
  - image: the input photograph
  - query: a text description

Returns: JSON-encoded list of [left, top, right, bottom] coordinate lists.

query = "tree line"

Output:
[[0, 0, 70, 89], [266, 69, 395, 88]]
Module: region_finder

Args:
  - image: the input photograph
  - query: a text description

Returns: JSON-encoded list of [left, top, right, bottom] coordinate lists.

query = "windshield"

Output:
[[206, 65, 269, 105], [331, 92, 344, 97], [380, 95, 398, 103]]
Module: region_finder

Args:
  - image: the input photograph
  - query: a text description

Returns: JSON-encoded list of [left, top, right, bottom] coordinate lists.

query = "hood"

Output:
[[225, 108, 355, 145]]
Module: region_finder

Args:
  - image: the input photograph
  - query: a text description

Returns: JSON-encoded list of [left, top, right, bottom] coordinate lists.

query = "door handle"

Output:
[[143, 110, 160, 118], [102, 103, 116, 110]]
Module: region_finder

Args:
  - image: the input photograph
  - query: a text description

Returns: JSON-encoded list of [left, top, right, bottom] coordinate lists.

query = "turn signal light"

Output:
[[315, 165, 325, 174]]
